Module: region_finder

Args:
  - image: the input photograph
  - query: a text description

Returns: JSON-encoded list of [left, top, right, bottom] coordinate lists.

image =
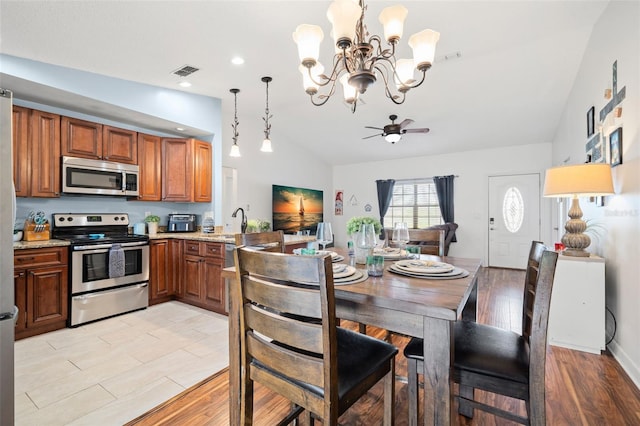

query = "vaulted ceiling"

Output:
[[0, 1, 608, 165]]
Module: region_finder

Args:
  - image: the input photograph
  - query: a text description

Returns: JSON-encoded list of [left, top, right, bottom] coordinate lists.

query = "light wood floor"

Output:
[[127, 267, 640, 425]]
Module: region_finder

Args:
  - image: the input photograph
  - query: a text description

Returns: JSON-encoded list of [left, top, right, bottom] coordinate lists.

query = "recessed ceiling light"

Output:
[[231, 56, 245, 65], [175, 127, 185, 131], [178, 81, 192, 88]]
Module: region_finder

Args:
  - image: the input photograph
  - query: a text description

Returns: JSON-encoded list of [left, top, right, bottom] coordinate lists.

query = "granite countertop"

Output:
[[149, 232, 316, 246], [13, 239, 71, 250]]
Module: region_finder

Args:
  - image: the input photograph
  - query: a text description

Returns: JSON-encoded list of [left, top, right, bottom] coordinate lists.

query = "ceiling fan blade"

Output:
[[364, 126, 384, 131], [362, 133, 383, 140], [404, 128, 430, 134], [398, 119, 414, 129]]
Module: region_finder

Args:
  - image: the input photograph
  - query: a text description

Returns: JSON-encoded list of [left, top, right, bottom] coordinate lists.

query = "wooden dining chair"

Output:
[[403, 242, 558, 426], [385, 228, 445, 256], [233, 246, 398, 426], [234, 230, 285, 253]]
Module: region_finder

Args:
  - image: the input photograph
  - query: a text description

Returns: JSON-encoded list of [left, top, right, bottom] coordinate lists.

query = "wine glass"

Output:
[[316, 222, 333, 251], [356, 223, 377, 257], [392, 222, 410, 253]]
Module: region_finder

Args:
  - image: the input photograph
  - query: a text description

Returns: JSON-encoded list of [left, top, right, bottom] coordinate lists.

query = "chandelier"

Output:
[[293, 0, 439, 112], [229, 88, 241, 157]]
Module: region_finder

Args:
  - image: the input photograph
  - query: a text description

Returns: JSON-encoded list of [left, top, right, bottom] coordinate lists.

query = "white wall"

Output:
[[333, 142, 553, 263], [551, 1, 640, 386]]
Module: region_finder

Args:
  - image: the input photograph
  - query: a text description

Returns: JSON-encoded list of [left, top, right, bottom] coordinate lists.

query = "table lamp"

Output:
[[543, 163, 614, 257]]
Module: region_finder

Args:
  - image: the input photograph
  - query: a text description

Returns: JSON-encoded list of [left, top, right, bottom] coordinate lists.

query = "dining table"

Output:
[[222, 247, 482, 426]]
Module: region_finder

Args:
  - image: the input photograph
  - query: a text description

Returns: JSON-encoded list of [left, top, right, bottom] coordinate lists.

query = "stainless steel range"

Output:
[[52, 213, 150, 327]]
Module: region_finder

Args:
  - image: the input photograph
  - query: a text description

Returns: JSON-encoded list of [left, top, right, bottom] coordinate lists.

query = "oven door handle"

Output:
[[73, 241, 149, 251]]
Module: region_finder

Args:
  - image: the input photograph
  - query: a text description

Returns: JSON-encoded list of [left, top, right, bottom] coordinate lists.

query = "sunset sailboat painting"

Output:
[[272, 185, 323, 234]]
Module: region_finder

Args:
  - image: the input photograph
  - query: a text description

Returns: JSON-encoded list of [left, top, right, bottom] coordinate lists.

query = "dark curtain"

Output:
[[376, 179, 395, 239], [433, 175, 457, 242]]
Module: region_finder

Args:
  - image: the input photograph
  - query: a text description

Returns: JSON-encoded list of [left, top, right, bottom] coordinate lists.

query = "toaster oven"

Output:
[[167, 214, 196, 232]]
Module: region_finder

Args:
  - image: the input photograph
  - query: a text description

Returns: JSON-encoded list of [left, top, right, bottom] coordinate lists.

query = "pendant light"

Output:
[[229, 88, 241, 157], [260, 76, 273, 153]]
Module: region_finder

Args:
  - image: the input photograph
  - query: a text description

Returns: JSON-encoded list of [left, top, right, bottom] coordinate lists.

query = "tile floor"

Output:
[[14, 301, 229, 426]]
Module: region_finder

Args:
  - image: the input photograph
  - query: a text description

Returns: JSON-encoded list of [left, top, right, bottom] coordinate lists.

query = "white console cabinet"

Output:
[[548, 254, 605, 354]]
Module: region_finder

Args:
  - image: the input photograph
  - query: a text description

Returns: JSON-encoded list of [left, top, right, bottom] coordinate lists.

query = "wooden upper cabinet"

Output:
[[61, 116, 103, 160], [162, 138, 193, 202], [160, 138, 212, 203], [61, 118, 137, 164], [13, 107, 61, 198], [103, 125, 137, 164], [193, 140, 212, 203], [136, 133, 162, 201], [12, 106, 30, 197]]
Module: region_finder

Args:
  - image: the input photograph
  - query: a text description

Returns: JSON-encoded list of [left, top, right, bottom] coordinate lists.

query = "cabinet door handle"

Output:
[[18, 257, 36, 262]]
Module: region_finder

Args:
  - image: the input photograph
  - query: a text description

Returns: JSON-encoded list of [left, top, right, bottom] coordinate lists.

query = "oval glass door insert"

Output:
[[503, 187, 524, 233]]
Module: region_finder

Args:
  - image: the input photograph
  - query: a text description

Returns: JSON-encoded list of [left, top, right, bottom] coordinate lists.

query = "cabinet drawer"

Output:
[[184, 241, 202, 256], [14, 247, 68, 268], [204, 242, 223, 258]]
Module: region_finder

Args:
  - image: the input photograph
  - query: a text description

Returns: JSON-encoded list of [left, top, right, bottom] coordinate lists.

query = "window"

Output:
[[386, 179, 443, 229]]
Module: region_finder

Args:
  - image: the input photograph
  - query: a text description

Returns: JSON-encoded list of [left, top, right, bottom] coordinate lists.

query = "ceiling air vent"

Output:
[[172, 65, 200, 77]]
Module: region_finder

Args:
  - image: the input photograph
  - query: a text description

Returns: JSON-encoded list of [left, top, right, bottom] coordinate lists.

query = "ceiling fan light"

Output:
[[293, 24, 324, 64], [229, 143, 241, 157], [339, 73, 357, 103], [378, 5, 408, 43], [260, 138, 273, 153], [409, 29, 440, 70], [385, 133, 402, 143], [326, 0, 361, 47], [394, 58, 415, 90]]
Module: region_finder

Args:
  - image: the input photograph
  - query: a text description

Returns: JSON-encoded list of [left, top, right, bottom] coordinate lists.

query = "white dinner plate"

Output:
[[332, 264, 357, 279], [388, 264, 469, 280], [394, 259, 455, 274]]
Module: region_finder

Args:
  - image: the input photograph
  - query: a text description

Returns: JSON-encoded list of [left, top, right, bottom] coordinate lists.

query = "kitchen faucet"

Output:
[[232, 207, 247, 233]]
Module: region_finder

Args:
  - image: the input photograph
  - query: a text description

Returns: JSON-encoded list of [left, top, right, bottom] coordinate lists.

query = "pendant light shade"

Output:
[[229, 88, 241, 157]]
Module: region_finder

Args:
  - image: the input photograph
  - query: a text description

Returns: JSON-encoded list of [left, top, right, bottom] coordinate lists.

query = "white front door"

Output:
[[488, 174, 541, 268]]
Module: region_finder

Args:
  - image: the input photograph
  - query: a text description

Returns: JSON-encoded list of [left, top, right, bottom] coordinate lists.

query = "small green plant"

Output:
[[346, 216, 382, 236], [144, 215, 160, 223], [246, 219, 271, 233]]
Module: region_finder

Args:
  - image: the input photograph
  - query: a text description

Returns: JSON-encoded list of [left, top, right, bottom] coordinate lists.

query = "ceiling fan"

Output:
[[363, 114, 430, 144]]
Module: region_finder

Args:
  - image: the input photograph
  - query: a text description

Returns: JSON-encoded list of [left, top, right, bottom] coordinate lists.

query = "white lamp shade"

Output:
[[299, 63, 325, 92], [260, 138, 273, 153], [229, 144, 241, 157], [378, 5, 408, 42], [543, 163, 614, 197], [394, 58, 415, 88], [326, 0, 361, 44], [409, 29, 440, 68], [339, 73, 357, 103], [293, 24, 324, 63], [385, 133, 402, 143]]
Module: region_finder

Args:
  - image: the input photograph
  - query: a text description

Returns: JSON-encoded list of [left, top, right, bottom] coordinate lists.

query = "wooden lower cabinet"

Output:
[[14, 247, 68, 340], [148, 239, 225, 315], [149, 239, 176, 305], [180, 240, 225, 314]]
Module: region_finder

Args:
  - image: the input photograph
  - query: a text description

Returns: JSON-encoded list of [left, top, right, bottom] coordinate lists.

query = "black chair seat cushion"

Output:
[[254, 327, 397, 401], [403, 321, 530, 385]]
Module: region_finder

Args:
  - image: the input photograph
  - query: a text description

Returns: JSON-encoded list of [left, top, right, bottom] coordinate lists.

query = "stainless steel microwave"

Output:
[[62, 156, 139, 197]]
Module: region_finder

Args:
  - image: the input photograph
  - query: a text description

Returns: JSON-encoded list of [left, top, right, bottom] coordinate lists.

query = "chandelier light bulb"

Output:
[[299, 63, 324, 95], [340, 73, 357, 104], [409, 29, 440, 71], [260, 138, 273, 153], [326, 0, 361, 47], [394, 58, 415, 91], [229, 143, 241, 157]]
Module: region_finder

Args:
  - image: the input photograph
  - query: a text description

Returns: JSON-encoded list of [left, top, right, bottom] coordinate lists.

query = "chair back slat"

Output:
[[235, 230, 286, 253], [244, 277, 323, 318], [246, 332, 325, 388], [245, 303, 324, 353], [522, 241, 546, 340]]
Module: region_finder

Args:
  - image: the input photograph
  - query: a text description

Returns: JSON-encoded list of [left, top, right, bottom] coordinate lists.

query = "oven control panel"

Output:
[[53, 213, 130, 227]]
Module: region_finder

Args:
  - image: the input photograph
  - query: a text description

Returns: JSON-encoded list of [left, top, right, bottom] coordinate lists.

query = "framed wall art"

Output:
[[609, 127, 622, 167]]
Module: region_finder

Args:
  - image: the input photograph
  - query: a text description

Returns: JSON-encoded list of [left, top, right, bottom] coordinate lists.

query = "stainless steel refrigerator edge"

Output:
[[0, 89, 16, 423]]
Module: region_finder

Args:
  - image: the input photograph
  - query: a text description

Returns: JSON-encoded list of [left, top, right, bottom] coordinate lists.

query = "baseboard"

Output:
[[608, 339, 640, 390]]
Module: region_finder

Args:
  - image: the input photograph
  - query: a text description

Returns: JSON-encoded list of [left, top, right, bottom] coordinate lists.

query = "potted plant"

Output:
[[246, 219, 271, 233], [144, 214, 160, 236]]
